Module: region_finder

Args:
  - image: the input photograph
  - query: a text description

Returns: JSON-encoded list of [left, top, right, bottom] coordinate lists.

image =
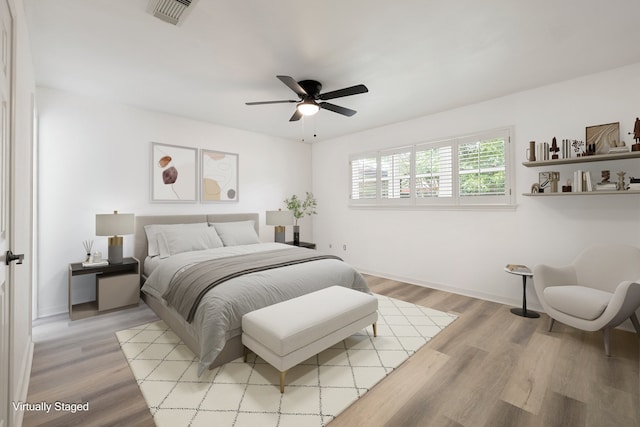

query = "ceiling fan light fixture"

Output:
[[297, 100, 320, 116]]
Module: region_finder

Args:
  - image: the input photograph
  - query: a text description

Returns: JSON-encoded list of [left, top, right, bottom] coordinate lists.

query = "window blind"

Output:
[[415, 145, 453, 198], [458, 137, 506, 197], [350, 156, 378, 200], [380, 150, 411, 199]]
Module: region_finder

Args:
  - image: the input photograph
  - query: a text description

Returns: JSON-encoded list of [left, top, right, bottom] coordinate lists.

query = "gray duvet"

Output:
[[141, 243, 370, 375]]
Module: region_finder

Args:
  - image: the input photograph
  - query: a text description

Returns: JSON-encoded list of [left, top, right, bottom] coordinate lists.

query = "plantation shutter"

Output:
[[415, 143, 453, 200], [350, 156, 378, 200], [380, 149, 411, 200], [457, 131, 509, 204]]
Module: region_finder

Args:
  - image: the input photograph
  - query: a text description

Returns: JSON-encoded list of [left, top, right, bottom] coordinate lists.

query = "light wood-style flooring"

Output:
[[23, 275, 639, 426]]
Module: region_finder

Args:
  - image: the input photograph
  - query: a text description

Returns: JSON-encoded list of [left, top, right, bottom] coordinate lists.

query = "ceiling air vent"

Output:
[[148, 0, 197, 26]]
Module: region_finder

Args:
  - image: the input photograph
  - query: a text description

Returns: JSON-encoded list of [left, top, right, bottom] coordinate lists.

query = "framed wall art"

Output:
[[586, 122, 620, 154], [200, 149, 239, 202], [150, 142, 197, 202]]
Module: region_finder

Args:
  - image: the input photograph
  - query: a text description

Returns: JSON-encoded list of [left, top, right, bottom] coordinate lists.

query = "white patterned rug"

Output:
[[116, 294, 457, 427]]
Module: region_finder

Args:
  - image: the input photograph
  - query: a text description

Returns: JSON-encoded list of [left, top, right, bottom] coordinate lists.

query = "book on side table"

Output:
[[504, 264, 532, 275]]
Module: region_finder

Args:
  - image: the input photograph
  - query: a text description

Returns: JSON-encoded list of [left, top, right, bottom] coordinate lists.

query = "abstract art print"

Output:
[[200, 149, 239, 202], [150, 142, 197, 202], [586, 122, 620, 154]]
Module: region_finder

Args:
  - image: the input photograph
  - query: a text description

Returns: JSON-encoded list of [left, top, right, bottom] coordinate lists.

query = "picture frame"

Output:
[[150, 142, 197, 203], [200, 149, 239, 202], [586, 122, 620, 154]]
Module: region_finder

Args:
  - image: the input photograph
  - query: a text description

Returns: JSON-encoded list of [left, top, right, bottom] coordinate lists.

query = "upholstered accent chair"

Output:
[[533, 244, 640, 356]]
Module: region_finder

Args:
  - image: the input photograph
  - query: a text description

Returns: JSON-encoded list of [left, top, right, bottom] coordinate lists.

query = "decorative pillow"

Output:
[[157, 226, 224, 258], [144, 223, 208, 256], [210, 220, 260, 246]]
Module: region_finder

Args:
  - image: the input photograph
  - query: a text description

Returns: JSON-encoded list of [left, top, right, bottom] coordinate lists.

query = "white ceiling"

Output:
[[24, 0, 640, 143]]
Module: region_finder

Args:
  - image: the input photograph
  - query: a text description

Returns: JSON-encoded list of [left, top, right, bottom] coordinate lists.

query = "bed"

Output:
[[134, 213, 371, 375]]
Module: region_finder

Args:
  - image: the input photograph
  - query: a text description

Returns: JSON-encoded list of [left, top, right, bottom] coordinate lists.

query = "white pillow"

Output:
[[210, 220, 260, 246], [158, 226, 224, 258], [144, 223, 208, 256]]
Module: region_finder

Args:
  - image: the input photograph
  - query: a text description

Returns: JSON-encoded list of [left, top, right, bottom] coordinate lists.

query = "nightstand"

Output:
[[68, 257, 140, 320], [285, 241, 316, 249]]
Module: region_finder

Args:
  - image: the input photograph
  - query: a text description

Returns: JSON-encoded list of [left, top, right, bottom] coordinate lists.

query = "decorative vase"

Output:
[[293, 225, 300, 246]]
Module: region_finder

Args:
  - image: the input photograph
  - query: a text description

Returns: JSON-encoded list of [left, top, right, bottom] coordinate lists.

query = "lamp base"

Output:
[[274, 226, 285, 243], [108, 236, 124, 264]]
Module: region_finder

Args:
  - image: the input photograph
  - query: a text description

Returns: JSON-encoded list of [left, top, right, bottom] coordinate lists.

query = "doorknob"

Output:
[[5, 250, 24, 265]]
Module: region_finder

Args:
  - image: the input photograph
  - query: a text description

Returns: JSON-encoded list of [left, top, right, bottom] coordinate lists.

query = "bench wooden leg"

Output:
[[243, 346, 249, 363], [279, 371, 287, 393], [372, 322, 377, 337]]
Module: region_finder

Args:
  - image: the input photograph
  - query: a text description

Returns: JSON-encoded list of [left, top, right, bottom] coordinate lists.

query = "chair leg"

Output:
[[548, 317, 555, 332], [603, 328, 611, 357], [630, 313, 640, 337]]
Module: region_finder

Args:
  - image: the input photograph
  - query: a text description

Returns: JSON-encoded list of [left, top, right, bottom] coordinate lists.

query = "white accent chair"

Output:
[[533, 244, 640, 356]]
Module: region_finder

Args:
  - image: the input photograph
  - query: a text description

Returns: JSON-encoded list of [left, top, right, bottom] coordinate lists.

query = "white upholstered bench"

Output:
[[242, 286, 378, 393]]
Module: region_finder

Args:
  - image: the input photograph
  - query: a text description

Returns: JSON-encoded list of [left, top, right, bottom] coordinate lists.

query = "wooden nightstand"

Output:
[[285, 241, 316, 249], [68, 257, 140, 320]]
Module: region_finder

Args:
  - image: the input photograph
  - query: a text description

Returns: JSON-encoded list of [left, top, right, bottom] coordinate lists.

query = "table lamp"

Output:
[[96, 211, 135, 264], [266, 209, 293, 243]]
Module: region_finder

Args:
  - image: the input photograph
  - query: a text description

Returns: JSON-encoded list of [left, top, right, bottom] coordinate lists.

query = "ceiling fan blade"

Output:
[[289, 109, 303, 122], [277, 75, 308, 98], [318, 84, 368, 101], [319, 102, 357, 117], [245, 100, 297, 105]]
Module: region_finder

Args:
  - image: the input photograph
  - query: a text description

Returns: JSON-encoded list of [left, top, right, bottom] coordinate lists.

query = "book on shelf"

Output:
[[608, 146, 630, 153], [595, 183, 618, 191], [82, 260, 109, 268], [505, 264, 532, 274]]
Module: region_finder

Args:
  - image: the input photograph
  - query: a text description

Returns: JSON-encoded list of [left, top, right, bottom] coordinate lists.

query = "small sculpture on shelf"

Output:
[[631, 117, 640, 152], [586, 142, 597, 156], [571, 139, 584, 157], [549, 172, 560, 192], [562, 179, 572, 192], [617, 171, 626, 191], [549, 137, 560, 159]]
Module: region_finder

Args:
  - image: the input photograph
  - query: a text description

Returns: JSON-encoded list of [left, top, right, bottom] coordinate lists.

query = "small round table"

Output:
[[504, 265, 540, 318]]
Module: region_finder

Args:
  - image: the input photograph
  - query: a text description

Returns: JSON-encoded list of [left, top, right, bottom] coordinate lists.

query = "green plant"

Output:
[[284, 192, 317, 225]]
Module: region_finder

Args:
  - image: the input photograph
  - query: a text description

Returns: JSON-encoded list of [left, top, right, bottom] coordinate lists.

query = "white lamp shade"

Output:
[[96, 212, 135, 236], [266, 210, 294, 226]]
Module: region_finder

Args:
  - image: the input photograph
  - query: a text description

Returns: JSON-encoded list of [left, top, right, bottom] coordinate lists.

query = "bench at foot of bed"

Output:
[[241, 286, 378, 393]]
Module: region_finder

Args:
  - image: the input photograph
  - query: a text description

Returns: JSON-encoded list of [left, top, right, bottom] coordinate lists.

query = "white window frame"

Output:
[[349, 127, 515, 208]]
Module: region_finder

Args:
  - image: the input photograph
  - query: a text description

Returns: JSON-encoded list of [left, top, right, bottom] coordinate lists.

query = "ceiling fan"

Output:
[[245, 75, 368, 122]]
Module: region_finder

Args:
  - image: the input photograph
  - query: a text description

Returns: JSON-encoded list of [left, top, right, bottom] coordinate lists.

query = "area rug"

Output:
[[116, 294, 457, 427]]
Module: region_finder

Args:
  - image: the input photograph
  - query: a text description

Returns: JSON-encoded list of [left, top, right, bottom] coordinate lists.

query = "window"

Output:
[[380, 149, 411, 200], [349, 128, 513, 207], [350, 155, 377, 200]]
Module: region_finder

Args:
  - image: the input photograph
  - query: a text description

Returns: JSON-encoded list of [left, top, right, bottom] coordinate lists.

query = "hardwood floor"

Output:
[[23, 276, 639, 427]]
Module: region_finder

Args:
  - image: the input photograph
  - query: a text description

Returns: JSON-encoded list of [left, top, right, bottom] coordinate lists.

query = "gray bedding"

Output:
[[141, 242, 370, 375]]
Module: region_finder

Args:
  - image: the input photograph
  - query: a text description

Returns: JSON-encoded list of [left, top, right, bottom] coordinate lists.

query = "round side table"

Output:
[[504, 264, 539, 318]]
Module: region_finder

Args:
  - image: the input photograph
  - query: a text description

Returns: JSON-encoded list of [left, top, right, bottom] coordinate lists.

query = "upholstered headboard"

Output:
[[134, 213, 260, 273]]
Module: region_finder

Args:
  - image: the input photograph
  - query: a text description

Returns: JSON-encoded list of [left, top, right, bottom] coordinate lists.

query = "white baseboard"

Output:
[[357, 268, 640, 333], [358, 267, 542, 311]]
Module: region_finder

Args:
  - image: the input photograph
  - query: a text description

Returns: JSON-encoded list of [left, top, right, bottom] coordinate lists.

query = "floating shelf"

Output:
[[522, 151, 640, 167], [523, 190, 640, 197]]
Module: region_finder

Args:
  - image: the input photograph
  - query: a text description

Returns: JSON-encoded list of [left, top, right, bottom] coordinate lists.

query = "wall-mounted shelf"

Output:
[[522, 151, 640, 167], [523, 190, 640, 197]]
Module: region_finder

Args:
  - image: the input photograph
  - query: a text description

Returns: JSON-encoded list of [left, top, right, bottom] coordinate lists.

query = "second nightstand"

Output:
[[285, 241, 316, 249]]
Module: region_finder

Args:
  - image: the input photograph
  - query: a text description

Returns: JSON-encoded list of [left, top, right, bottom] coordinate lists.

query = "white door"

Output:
[[0, 0, 11, 425]]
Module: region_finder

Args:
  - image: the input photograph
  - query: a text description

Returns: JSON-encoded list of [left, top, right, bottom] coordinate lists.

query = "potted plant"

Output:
[[284, 192, 317, 245]]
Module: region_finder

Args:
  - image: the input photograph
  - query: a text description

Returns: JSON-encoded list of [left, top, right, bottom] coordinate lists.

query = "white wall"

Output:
[[37, 87, 312, 317], [312, 62, 640, 312]]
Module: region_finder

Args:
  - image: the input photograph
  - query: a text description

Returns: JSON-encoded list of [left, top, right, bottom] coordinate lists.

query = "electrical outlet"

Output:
[[343, 244, 347, 251], [329, 243, 332, 249]]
